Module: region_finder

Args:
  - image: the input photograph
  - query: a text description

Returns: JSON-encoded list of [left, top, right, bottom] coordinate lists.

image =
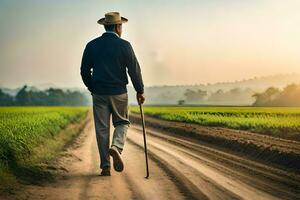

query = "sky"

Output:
[[0, 0, 300, 88]]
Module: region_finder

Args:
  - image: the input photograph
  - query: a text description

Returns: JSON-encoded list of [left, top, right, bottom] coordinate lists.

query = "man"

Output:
[[80, 12, 145, 176]]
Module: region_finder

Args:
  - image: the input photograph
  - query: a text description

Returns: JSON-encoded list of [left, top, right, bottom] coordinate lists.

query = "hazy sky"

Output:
[[0, 0, 300, 88]]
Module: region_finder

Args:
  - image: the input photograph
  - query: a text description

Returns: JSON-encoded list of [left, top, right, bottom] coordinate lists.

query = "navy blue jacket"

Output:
[[80, 32, 144, 95]]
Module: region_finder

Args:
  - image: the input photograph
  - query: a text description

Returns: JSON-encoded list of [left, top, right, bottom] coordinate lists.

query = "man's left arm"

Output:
[[80, 44, 94, 93], [125, 42, 144, 94]]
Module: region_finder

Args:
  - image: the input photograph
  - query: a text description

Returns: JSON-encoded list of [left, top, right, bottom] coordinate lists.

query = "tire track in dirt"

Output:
[[129, 113, 300, 173], [127, 125, 300, 200], [132, 126, 300, 197]]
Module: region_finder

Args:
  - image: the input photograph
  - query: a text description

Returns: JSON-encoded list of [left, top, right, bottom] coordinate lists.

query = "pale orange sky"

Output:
[[0, 0, 299, 88]]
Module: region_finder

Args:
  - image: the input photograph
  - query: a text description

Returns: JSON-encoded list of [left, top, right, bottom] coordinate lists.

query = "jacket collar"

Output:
[[102, 31, 119, 38]]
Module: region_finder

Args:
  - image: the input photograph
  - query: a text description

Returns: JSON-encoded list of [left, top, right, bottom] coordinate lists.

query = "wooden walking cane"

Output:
[[139, 103, 149, 178]]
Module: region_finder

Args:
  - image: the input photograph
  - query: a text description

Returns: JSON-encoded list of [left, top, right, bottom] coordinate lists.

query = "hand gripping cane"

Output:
[[139, 103, 149, 178]]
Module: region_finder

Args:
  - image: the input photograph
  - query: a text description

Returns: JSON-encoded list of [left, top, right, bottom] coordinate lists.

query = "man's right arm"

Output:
[[80, 44, 94, 93]]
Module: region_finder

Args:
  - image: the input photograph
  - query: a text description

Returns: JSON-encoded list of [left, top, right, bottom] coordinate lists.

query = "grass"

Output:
[[0, 106, 89, 191], [130, 106, 300, 140]]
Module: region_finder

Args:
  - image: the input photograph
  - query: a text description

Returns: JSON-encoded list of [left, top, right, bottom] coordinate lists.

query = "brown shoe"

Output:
[[100, 166, 111, 176], [109, 146, 124, 172]]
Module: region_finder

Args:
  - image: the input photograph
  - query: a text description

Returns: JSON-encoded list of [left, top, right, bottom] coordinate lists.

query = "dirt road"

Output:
[[7, 117, 300, 200]]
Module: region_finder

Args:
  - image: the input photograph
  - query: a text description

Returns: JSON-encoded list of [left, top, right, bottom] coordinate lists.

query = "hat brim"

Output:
[[97, 17, 128, 25]]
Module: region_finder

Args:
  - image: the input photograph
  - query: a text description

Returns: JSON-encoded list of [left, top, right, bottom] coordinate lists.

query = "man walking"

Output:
[[80, 12, 145, 176]]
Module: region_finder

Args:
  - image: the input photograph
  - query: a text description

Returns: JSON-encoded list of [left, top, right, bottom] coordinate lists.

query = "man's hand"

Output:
[[137, 93, 145, 105]]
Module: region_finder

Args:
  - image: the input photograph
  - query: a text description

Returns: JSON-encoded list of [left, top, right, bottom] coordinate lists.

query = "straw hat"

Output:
[[97, 12, 128, 25]]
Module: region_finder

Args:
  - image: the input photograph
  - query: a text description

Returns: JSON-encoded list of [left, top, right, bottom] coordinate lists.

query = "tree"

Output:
[[208, 89, 224, 102], [178, 100, 185, 105], [15, 85, 32, 105], [0, 89, 14, 106], [252, 87, 280, 106], [273, 84, 300, 106], [184, 89, 207, 103]]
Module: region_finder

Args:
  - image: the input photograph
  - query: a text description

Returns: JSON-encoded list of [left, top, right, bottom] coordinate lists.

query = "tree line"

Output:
[[179, 83, 300, 106], [0, 85, 89, 106], [2, 83, 299, 107], [253, 84, 300, 106], [179, 88, 254, 105]]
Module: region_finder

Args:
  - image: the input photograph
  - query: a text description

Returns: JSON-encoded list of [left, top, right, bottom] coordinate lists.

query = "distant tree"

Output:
[[208, 89, 224, 102], [252, 84, 300, 106], [178, 100, 185, 105], [0, 89, 14, 106], [15, 85, 32, 105], [272, 84, 300, 106], [184, 89, 207, 103], [46, 88, 66, 105], [65, 90, 89, 106], [252, 87, 280, 106], [207, 88, 255, 105], [30, 91, 48, 105], [229, 88, 241, 95]]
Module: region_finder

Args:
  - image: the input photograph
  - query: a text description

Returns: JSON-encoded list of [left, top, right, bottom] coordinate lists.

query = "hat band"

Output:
[[106, 19, 122, 23]]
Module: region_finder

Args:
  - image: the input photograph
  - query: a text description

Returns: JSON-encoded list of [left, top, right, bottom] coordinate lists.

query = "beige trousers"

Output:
[[92, 93, 130, 169]]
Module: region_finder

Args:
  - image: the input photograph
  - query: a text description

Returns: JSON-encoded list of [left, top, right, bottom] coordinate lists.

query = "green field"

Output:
[[0, 106, 88, 187], [130, 106, 300, 140]]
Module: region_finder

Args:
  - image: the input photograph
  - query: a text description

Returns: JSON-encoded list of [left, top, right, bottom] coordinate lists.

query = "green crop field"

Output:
[[130, 106, 300, 140], [0, 106, 88, 187]]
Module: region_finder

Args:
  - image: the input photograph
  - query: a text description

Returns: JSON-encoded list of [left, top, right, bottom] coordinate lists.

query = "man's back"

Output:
[[80, 32, 144, 95]]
